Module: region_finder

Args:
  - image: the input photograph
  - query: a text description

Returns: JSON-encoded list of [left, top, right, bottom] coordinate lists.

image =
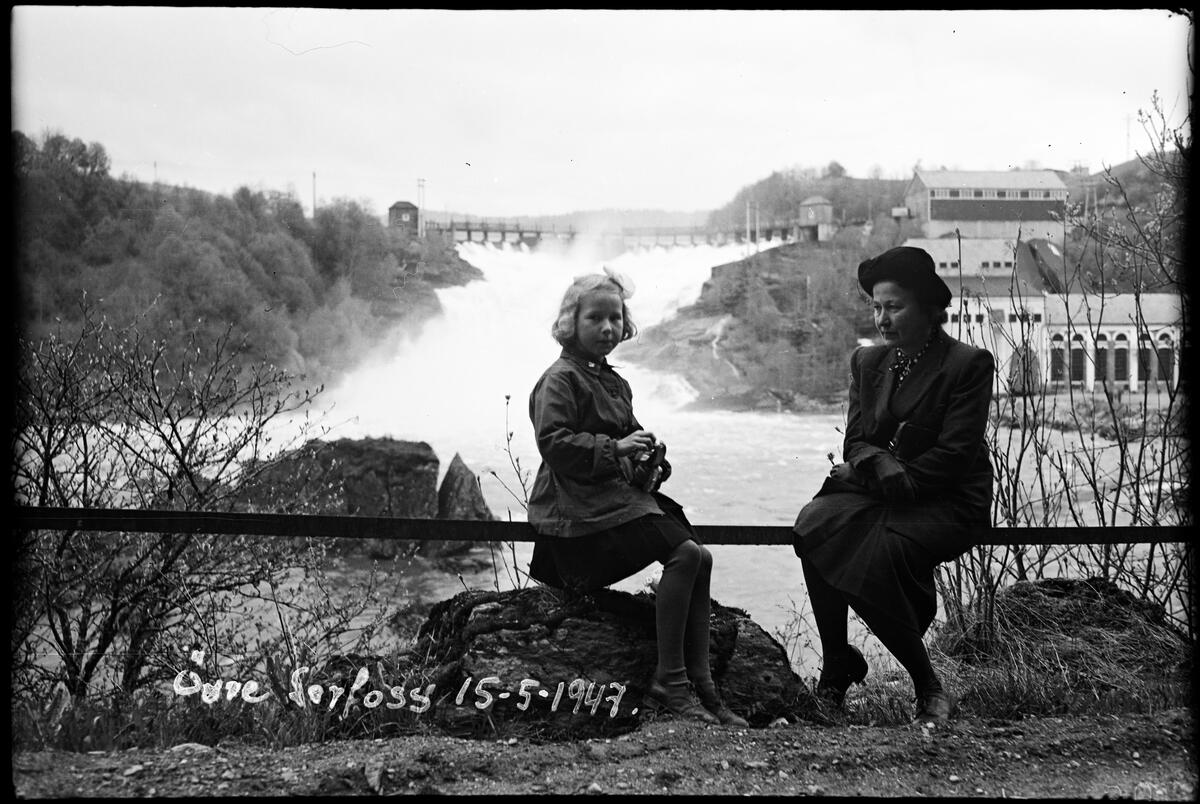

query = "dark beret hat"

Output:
[[857, 246, 952, 309]]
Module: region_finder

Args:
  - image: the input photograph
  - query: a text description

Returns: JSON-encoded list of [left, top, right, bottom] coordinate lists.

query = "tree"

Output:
[[12, 296, 330, 700], [824, 160, 847, 179]]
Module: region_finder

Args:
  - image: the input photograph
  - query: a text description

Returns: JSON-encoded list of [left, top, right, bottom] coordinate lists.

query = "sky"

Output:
[[11, 7, 1193, 220]]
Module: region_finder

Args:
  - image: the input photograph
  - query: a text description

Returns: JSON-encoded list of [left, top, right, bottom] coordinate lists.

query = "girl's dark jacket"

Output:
[[527, 348, 665, 538]]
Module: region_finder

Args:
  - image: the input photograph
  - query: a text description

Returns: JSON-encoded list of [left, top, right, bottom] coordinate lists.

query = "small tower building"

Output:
[[389, 201, 420, 239]]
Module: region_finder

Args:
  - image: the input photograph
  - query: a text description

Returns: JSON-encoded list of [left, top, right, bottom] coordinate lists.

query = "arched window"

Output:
[[1050, 333, 1066, 382], [1114, 334, 1129, 381], [1094, 334, 1108, 382], [1157, 333, 1175, 386], [1138, 335, 1154, 381], [1070, 334, 1086, 383]]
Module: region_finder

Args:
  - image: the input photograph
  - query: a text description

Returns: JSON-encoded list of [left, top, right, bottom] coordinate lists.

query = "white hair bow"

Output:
[[602, 265, 636, 298]]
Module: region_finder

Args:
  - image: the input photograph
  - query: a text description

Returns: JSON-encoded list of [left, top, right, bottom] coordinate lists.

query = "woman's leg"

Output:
[[800, 554, 850, 666], [853, 600, 942, 697]]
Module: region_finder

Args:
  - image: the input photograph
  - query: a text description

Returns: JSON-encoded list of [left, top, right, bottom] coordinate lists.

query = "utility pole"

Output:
[[745, 200, 751, 258], [755, 202, 761, 254], [417, 178, 426, 237]]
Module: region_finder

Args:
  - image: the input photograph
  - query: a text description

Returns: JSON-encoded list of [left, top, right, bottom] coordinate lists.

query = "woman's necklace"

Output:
[[890, 330, 939, 386]]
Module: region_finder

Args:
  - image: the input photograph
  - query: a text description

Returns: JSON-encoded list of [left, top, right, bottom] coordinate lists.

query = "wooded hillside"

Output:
[[14, 130, 482, 386]]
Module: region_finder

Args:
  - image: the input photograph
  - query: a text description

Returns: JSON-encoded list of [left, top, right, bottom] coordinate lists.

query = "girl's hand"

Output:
[[616, 430, 656, 457]]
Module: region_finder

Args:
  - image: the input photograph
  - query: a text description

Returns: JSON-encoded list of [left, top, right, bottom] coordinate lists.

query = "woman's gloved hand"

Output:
[[865, 453, 916, 504], [829, 462, 862, 484]]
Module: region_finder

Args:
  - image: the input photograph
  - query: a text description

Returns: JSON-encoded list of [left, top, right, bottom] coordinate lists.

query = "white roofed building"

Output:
[[901, 236, 1181, 395], [902, 169, 1068, 241], [1040, 293, 1181, 393]]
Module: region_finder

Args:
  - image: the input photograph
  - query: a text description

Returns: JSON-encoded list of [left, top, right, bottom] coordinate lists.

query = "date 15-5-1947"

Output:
[[173, 667, 634, 720]]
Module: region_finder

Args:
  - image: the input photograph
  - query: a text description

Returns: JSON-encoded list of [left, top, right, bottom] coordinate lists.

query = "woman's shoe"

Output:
[[693, 681, 749, 728], [645, 678, 720, 725], [815, 645, 869, 708], [913, 689, 956, 724]]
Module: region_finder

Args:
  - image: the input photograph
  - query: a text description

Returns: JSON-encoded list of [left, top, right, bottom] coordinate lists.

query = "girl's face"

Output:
[[575, 290, 624, 361], [872, 280, 935, 353]]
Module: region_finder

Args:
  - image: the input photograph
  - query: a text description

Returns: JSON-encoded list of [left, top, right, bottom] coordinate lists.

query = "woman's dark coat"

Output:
[[793, 332, 994, 633]]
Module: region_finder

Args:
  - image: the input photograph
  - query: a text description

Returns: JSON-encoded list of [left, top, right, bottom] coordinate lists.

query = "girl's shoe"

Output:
[[645, 678, 720, 725], [815, 645, 869, 708], [694, 680, 750, 728]]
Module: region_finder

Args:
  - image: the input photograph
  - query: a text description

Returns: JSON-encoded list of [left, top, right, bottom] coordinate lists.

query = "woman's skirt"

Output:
[[793, 478, 981, 635], [529, 492, 698, 591]]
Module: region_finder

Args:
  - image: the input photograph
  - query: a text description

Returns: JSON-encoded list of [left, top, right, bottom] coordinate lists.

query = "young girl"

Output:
[[526, 269, 745, 727]]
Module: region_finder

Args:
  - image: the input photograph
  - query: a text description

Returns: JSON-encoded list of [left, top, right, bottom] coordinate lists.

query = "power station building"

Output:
[[900, 167, 1180, 395], [902, 169, 1068, 242]]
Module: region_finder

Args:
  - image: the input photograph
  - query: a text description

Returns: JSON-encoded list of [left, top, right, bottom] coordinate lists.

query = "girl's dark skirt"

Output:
[[529, 492, 698, 591], [793, 479, 981, 636]]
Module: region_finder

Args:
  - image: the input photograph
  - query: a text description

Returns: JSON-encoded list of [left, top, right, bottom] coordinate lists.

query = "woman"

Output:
[[793, 245, 994, 724], [526, 269, 746, 727]]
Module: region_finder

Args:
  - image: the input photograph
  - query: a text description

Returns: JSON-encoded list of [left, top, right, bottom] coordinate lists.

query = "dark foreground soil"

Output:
[[12, 708, 1195, 798]]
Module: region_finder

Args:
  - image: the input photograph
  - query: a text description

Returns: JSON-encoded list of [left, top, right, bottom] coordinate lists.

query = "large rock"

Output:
[[437, 453, 496, 522], [415, 452, 498, 562], [333, 585, 821, 740], [236, 437, 494, 560]]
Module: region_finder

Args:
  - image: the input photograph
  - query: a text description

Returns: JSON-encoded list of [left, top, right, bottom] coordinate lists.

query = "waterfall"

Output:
[[319, 239, 758, 512]]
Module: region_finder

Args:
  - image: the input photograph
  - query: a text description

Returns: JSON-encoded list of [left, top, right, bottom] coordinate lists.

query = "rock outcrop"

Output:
[[437, 454, 497, 523], [236, 437, 495, 560], [618, 240, 870, 410], [302, 585, 820, 742]]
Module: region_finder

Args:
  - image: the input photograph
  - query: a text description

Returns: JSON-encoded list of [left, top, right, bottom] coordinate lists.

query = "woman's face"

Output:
[[575, 290, 624, 360], [871, 280, 935, 353]]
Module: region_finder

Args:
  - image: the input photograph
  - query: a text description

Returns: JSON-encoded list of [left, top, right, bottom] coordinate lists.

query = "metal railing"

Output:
[[13, 506, 1189, 546]]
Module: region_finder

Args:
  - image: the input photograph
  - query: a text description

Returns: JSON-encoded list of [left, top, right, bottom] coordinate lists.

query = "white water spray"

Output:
[[319, 239, 760, 507]]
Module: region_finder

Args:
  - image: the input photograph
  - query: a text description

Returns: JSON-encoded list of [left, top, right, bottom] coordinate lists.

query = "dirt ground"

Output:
[[12, 707, 1195, 798]]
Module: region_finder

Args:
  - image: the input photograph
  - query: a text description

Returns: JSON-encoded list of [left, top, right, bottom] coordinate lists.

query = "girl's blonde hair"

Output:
[[551, 268, 638, 347]]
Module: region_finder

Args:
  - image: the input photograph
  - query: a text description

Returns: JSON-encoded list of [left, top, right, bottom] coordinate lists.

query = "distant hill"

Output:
[[707, 169, 909, 230], [1055, 151, 1183, 210]]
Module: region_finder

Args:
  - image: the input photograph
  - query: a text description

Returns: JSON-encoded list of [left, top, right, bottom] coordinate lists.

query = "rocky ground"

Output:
[[12, 707, 1195, 798]]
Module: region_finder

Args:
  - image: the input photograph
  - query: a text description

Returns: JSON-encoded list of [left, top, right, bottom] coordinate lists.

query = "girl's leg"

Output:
[[682, 543, 713, 682], [680, 543, 750, 727], [654, 539, 705, 686], [649, 539, 719, 724]]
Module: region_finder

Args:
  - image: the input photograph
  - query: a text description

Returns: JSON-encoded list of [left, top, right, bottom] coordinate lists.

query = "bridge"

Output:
[[423, 218, 807, 250]]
